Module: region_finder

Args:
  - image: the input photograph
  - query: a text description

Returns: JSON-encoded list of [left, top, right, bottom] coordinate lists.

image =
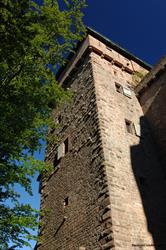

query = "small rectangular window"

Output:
[[64, 138, 69, 154], [134, 123, 141, 137], [57, 115, 61, 123], [57, 138, 69, 160], [57, 143, 65, 160], [125, 119, 134, 134], [123, 86, 132, 98], [54, 153, 60, 167], [63, 197, 69, 207], [115, 83, 123, 93]]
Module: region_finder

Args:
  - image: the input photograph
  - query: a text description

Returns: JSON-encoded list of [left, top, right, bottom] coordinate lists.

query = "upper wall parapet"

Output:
[[88, 34, 149, 75], [57, 27, 151, 87]]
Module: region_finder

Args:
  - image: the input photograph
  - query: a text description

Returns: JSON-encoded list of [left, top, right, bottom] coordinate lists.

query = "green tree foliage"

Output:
[[0, 0, 86, 248]]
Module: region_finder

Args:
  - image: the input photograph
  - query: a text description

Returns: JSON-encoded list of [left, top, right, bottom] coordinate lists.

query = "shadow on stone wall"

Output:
[[130, 116, 166, 250], [143, 84, 166, 176]]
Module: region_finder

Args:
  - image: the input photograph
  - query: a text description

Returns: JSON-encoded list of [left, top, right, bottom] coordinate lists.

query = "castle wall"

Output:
[[138, 69, 166, 171], [38, 55, 113, 250], [91, 50, 166, 249], [37, 32, 166, 250]]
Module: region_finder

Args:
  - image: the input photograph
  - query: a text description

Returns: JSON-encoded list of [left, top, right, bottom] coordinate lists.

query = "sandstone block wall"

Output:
[[38, 55, 113, 250], [91, 50, 166, 249], [37, 31, 166, 250]]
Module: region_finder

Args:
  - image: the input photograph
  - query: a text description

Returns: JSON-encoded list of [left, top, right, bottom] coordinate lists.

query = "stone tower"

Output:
[[36, 28, 166, 250]]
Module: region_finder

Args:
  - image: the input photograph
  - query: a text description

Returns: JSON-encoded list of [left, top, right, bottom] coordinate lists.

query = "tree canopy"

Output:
[[0, 0, 86, 248]]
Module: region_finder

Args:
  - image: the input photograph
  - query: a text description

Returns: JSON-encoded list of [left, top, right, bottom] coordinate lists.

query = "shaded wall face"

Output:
[[38, 55, 113, 250], [139, 71, 166, 170], [91, 52, 166, 249]]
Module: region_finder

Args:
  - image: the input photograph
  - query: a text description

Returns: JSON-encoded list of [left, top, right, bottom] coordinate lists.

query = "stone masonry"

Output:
[[136, 56, 166, 172], [36, 28, 166, 250]]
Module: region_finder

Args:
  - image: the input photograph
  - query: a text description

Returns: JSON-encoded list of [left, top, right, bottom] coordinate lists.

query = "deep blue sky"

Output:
[[23, 1, 166, 249], [84, 0, 166, 65]]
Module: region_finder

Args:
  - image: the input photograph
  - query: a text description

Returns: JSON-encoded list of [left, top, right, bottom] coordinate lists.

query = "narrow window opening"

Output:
[[64, 197, 69, 207], [125, 119, 133, 134], [54, 153, 60, 167], [64, 138, 69, 154], [54, 153, 58, 165], [57, 138, 69, 161], [115, 83, 122, 93], [134, 123, 141, 137], [123, 86, 132, 98], [57, 115, 61, 123]]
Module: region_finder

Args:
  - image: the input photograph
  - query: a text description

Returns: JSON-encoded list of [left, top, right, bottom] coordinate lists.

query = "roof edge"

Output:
[[56, 26, 152, 81], [86, 27, 152, 70]]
